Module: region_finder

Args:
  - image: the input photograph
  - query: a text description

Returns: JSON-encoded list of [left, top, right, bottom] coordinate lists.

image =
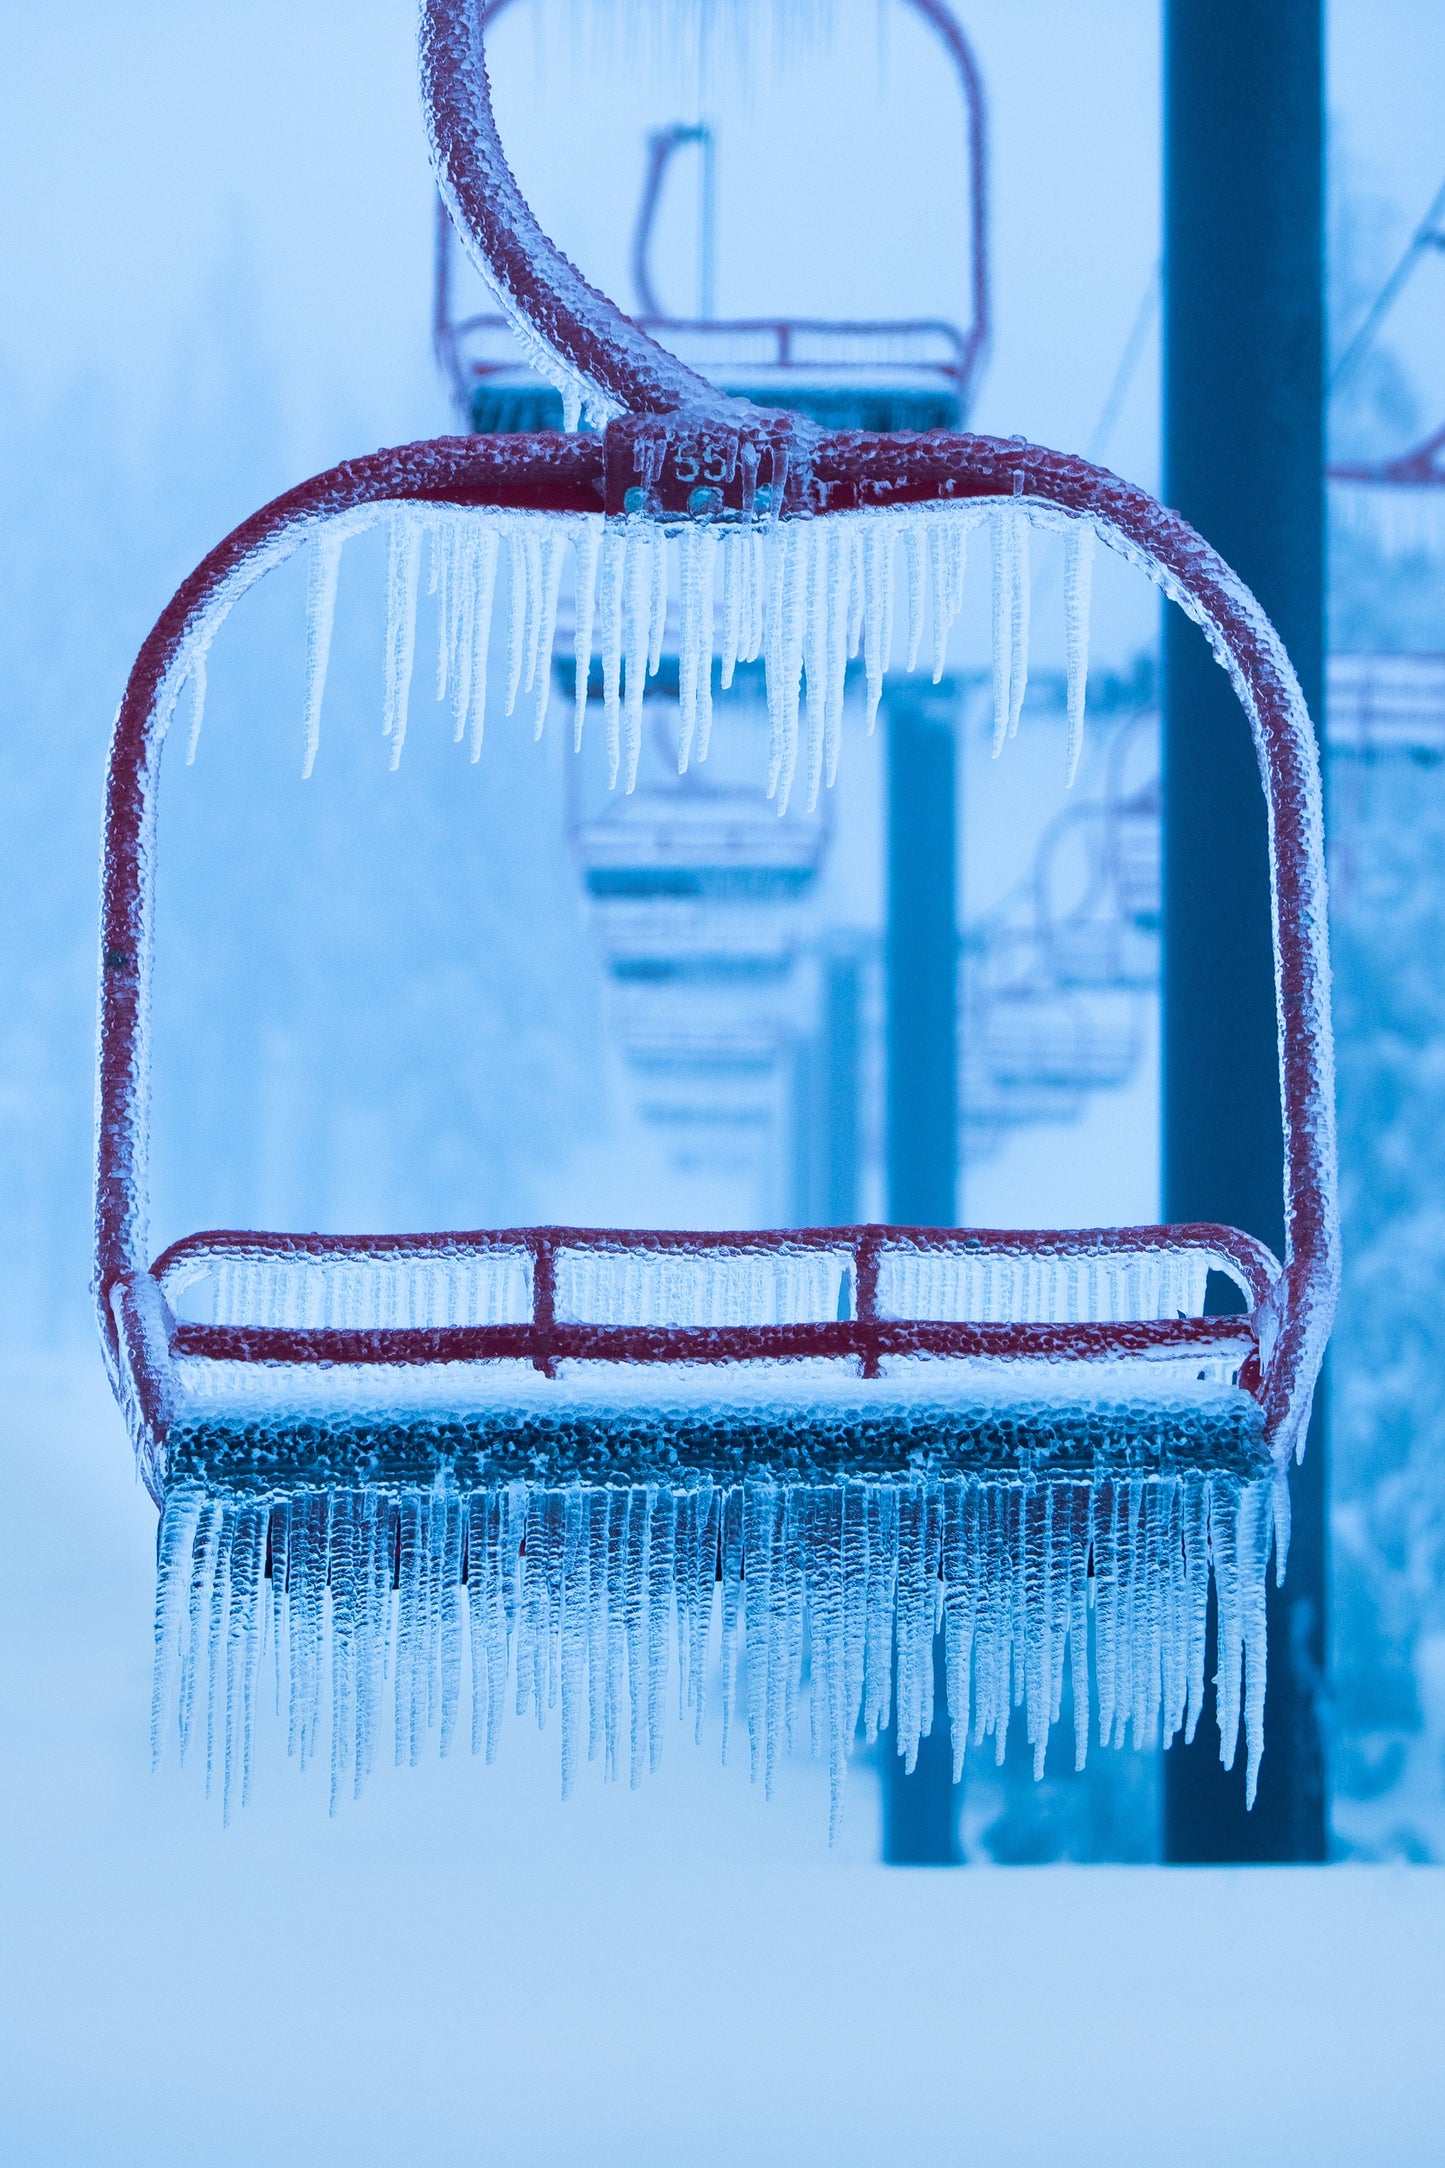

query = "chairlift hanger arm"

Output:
[[421, 0, 736, 419]]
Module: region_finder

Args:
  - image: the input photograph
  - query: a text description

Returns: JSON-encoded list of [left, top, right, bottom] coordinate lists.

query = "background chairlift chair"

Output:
[[569, 689, 829, 1198], [960, 700, 1158, 1160], [99, 0, 1337, 1822]]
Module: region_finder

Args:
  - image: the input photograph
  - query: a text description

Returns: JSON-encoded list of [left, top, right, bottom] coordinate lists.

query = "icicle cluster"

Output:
[[177, 499, 1103, 811], [154, 1467, 1276, 1834]]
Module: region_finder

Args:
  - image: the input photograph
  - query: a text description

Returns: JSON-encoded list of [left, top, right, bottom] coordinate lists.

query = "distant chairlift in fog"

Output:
[[964, 701, 1159, 1161], [568, 683, 828, 1169], [1326, 651, 1445, 763]]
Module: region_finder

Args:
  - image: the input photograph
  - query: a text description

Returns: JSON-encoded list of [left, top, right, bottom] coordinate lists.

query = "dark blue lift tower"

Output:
[[1162, 0, 1328, 1860], [882, 680, 963, 1864]]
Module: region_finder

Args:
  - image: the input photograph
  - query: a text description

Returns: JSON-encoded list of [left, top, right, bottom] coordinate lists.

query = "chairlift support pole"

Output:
[[1162, 0, 1328, 1862], [883, 679, 962, 1864]]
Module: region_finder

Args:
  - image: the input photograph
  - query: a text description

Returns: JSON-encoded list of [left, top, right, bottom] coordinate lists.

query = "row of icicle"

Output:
[[154, 1467, 1275, 1837], [179, 501, 1099, 814]]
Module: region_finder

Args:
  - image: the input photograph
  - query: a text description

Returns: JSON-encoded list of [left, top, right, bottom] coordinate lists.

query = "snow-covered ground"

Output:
[[3, 1353, 1442, 2166]]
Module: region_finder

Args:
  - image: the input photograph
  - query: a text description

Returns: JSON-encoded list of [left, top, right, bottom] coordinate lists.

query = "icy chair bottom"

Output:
[[162, 1359, 1269, 1492], [153, 1424, 1278, 1836]]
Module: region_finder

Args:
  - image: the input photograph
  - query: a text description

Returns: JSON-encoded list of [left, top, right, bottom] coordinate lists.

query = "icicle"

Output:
[[302, 525, 345, 779], [823, 518, 850, 792], [382, 510, 424, 768], [585, 1487, 611, 1768], [183, 657, 207, 766], [766, 522, 808, 813], [941, 1478, 976, 1779], [1238, 1478, 1274, 1807], [718, 530, 742, 690], [152, 1490, 202, 1770], [744, 530, 766, 665], [621, 527, 653, 794], [861, 520, 895, 736], [438, 1486, 465, 1757], [504, 524, 538, 719], [646, 1489, 676, 1777], [904, 518, 928, 674], [719, 1486, 744, 1763], [647, 526, 668, 680], [929, 513, 970, 685], [677, 524, 716, 773], [623, 1486, 653, 1789], [846, 525, 866, 661], [1210, 1476, 1243, 1771], [571, 519, 601, 752], [802, 522, 830, 813], [356, 1492, 390, 1795], [329, 1491, 361, 1814], [203, 1501, 234, 1798], [445, 521, 475, 744], [1066, 1482, 1092, 1771], [431, 517, 454, 704], [990, 504, 1031, 756], [1009, 512, 1032, 738], [465, 522, 500, 761], [1063, 520, 1095, 786], [1271, 1464, 1292, 1586], [530, 527, 566, 740], [394, 1492, 425, 1767]]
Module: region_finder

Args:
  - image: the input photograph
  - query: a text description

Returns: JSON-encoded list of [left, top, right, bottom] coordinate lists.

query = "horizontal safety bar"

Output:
[[171, 1313, 1255, 1379], [152, 1219, 1274, 1382]]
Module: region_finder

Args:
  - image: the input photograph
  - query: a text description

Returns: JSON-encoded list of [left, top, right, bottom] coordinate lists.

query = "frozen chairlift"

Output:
[[101, 0, 1337, 1828]]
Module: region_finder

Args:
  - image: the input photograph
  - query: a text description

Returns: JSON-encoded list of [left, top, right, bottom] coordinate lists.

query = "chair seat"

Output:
[[163, 1351, 1268, 1493]]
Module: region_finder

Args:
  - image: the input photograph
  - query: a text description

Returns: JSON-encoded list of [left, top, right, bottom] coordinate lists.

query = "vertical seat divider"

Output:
[[856, 1229, 883, 1380], [531, 1230, 558, 1379]]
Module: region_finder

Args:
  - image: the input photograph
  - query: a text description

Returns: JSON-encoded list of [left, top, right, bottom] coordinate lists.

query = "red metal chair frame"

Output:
[[95, 0, 1337, 1504]]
